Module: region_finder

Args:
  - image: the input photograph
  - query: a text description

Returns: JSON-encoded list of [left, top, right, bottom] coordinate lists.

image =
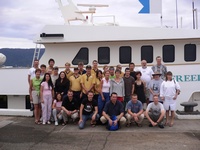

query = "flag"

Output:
[[139, 0, 162, 14]]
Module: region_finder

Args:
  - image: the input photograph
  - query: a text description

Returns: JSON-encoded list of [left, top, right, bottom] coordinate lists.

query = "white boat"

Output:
[[0, 0, 200, 117]]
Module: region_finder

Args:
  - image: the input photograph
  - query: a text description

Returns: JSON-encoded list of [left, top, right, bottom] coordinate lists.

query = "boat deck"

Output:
[[0, 116, 200, 150]]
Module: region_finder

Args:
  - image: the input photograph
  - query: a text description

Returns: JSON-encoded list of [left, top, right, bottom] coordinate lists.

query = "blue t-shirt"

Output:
[[127, 100, 143, 113]]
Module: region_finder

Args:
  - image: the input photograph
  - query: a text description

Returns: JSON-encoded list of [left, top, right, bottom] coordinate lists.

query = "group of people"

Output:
[[28, 56, 180, 130]]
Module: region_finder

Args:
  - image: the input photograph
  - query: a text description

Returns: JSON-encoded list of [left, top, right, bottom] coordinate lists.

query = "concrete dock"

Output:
[[0, 116, 200, 150]]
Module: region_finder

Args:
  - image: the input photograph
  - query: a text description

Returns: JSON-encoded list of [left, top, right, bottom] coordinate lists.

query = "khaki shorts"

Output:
[[32, 91, 40, 104]]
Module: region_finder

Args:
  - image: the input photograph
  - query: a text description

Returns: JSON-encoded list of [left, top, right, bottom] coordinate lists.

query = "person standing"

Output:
[[40, 64, 46, 79], [28, 59, 39, 85], [51, 66, 59, 88], [91, 60, 99, 76], [109, 66, 115, 80], [116, 64, 124, 77], [160, 71, 180, 127], [46, 58, 55, 74], [79, 91, 99, 129], [110, 69, 125, 103], [137, 60, 154, 86], [62, 90, 79, 125], [80, 65, 95, 100], [94, 70, 103, 102], [129, 62, 136, 80], [55, 71, 70, 96], [40, 73, 54, 125], [29, 69, 42, 124], [152, 56, 167, 80], [28, 59, 39, 111], [69, 67, 82, 107], [145, 95, 165, 129], [100, 92, 126, 128], [98, 70, 110, 116], [64, 62, 74, 79], [52, 93, 63, 126], [125, 94, 144, 127], [134, 71, 146, 105], [137, 60, 154, 105], [148, 72, 163, 103], [123, 68, 135, 110], [78, 62, 86, 75]]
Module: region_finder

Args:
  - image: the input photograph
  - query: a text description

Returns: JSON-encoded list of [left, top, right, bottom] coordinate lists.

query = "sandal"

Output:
[[135, 122, 142, 127], [164, 122, 169, 126], [126, 123, 131, 127], [35, 120, 41, 125], [169, 123, 174, 127], [90, 123, 96, 127]]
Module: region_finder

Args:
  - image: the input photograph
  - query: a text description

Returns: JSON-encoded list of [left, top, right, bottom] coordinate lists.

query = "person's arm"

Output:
[[28, 75, 31, 85], [102, 111, 112, 125], [99, 80, 105, 100], [29, 80, 33, 102], [52, 100, 56, 109], [160, 82, 164, 100], [131, 79, 135, 94], [79, 104, 84, 123], [122, 79, 125, 98], [81, 83, 88, 94], [40, 84, 44, 103], [156, 110, 165, 123], [92, 106, 98, 121], [109, 80, 113, 96], [143, 81, 146, 93], [145, 109, 155, 125]]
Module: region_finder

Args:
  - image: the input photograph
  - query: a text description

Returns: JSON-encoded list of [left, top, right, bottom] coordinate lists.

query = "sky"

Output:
[[0, 0, 199, 48]]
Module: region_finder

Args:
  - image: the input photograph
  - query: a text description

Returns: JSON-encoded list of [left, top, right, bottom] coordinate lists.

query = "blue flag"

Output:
[[139, 0, 162, 14]]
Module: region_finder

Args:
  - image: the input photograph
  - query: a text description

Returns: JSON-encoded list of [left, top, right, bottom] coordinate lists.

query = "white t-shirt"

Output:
[[137, 67, 154, 86], [160, 80, 181, 100], [28, 67, 36, 79]]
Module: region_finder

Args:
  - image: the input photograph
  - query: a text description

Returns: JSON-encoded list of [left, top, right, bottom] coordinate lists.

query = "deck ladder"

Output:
[[31, 44, 41, 67]]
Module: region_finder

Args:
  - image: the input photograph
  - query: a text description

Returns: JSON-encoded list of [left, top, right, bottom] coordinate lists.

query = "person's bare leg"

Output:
[[170, 111, 175, 127], [165, 110, 169, 126], [34, 104, 38, 123]]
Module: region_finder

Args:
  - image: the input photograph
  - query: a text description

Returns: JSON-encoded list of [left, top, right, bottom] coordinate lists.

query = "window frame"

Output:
[[141, 45, 153, 63], [184, 44, 196, 62], [98, 47, 110, 64], [72, 47, 89, 65], [119, 46, 132, 64], [162, 45, 175, 63]]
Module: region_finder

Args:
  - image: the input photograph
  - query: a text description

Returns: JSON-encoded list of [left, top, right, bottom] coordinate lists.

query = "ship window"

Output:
[[72, 48, 89, 65], [163, 45, 175, 62], [184, 44, 196, 62], [0, 95, 8, 109], [119, 46, 132, 64], [141, 46, 153, 63], [98, 47, 110, 64], [25, 95, 31, 109]]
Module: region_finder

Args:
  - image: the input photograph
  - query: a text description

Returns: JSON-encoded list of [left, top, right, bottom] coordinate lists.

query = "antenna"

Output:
[[77, 4, 109, 24]]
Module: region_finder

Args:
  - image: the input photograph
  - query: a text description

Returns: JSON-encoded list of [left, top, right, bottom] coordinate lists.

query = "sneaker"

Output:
[[47, 121, 51, 125], [158, 124, 164, 129], [55, 121, 58, 126], [149, 124, 153, 127], [43, 121, 46, 125]]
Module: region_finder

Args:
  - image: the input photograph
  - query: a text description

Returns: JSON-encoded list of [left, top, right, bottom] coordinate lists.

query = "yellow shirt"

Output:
[[69, 75, 82, 92], [80, 74, 95, 94], [94, 78, 101, 94], [46, 66, 54, 74], [65, 70, 74, 79], [91, 68, 98, 76]]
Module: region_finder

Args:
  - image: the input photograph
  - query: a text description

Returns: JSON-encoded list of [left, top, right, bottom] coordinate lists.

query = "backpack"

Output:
[[107, 116, 119, 131]]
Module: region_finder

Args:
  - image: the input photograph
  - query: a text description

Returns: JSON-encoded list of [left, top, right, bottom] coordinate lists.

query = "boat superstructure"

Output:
[[0, 0, 200, 116]]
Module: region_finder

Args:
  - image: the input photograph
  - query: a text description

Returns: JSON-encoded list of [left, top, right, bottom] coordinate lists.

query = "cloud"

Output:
[[0, 0, 199, 48]]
